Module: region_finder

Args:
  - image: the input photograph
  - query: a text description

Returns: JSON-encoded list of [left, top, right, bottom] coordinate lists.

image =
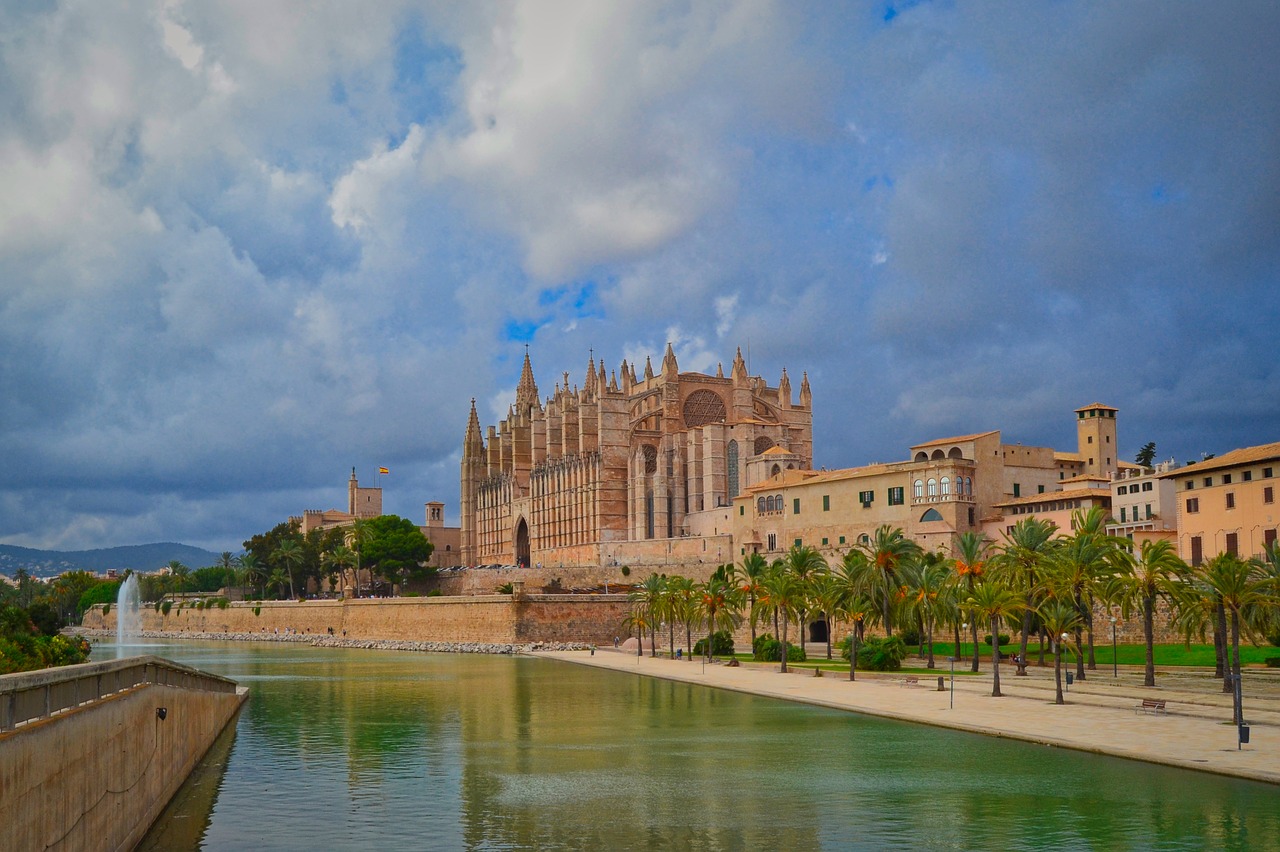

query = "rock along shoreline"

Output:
[[72, 627, 591, 656]]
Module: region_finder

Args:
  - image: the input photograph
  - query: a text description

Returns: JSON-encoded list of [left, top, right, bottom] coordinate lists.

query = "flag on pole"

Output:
[[379, 467, 390, 474]]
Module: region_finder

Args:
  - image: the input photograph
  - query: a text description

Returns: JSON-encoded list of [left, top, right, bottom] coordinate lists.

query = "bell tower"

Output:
[[1075, 402, 1118, 477]]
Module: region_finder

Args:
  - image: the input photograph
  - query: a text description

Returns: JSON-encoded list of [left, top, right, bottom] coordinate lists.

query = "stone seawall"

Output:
[[0, 657, 246, 852], [82, 594, 635, 646]]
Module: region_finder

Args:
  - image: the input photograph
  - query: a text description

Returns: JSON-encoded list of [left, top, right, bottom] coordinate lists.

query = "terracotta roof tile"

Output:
[[909, 430, 999, 450], [1158, 441, 1280, 478], [993, 487, 1111, 508]]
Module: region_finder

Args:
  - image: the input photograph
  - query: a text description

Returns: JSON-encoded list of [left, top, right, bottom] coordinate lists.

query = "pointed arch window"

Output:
[[920, 508, 944, 522], [727, 440, 740, 499]]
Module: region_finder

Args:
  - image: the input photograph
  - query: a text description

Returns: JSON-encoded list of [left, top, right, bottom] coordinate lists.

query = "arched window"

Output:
[[920, 508, 943, 522], [771, 464, 781, 477], [940, 476, 950, 496], [931, 449, 945, 461], [914, 451, 928, 462], [927, 478, 938, 497], [727, 440, 740, 499], [966, 476, 973, 495], [914, 479, 924, 498], [757, 496, 766, 514], [948, 447, 964, 459]]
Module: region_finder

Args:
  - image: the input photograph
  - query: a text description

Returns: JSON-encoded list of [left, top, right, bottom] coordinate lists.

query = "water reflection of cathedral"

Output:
[[461, 346, 813, 569]]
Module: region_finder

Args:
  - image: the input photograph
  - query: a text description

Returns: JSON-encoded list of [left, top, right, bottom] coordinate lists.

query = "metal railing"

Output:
[[1, 655, 238, 733]]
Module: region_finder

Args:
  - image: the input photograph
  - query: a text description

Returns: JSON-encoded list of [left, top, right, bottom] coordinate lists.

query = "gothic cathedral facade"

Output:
[[460, 346, 813, 568]]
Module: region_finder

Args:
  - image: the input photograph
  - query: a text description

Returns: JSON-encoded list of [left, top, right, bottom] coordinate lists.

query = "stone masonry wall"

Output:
[[83, 595, 635, 646]]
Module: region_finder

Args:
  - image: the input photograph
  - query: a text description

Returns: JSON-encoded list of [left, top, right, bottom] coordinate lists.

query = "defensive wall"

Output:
[[83, 594, 635, 645], [0, 655, 247, 852]]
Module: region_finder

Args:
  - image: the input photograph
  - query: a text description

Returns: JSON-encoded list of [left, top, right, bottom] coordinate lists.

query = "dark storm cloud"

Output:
[[0, 1, 1276, 551]]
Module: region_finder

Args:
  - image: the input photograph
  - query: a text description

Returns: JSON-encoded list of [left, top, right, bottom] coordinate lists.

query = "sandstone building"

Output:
[[460, 346, 813, 569], [1165, 441, 1280, 565]]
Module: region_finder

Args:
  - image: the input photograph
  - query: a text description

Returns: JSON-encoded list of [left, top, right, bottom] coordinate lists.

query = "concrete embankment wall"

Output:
[[83, 594, 635, 645], [0, 657, 246, 852]]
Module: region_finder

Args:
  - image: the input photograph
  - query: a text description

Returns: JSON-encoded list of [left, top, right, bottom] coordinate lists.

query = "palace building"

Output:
[[460, 346, 813, 569]]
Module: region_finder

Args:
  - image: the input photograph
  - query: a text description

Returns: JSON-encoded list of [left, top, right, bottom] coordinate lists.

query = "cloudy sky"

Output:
[[3, 1, 1278, 554]]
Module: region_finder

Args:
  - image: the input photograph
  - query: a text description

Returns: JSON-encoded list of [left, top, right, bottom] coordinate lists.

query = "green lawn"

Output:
[[913, 641, 1278, 668]]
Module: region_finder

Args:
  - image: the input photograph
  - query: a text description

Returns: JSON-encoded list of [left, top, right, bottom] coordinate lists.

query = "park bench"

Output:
[[899, 676, 920, 688], [1135, 698, 1167, 715]]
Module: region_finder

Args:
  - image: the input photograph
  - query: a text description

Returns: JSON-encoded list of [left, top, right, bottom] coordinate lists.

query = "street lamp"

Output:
[[1110, 616, 1118, 678], [961, 622, 968, 663], [947, 656, 955, 709], [1062, 633, 1071, 691]]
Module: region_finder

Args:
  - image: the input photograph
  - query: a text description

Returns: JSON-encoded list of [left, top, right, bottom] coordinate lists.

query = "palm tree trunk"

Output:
[[991, 616, 1002, 697], [1085, 593, 1097, 670], [1143, 593, 1156, 688], [1216, 598, 1230, 692], [1017, 609, 1031, 676], [669, 621, 675, 658], [1054, 642, 1064, 704], [952, 620, 960, 663], [780, 614, 789, 674], [848, 628, 859, 682], [1231, 609, 1243, 726], [1074, 626, 1086, 681], [826, 614, 833, 660], [749, 592, 757, 645], [970, 620, 981, 673], [925, 613, 935, 669], [705, 609, 715, 662]]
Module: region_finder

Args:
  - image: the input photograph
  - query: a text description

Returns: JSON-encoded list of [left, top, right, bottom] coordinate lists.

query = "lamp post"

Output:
[[1110, 616, 1118, 679], [1062, 633, 1071, 691], [961, 622, 968, 665], [947, 656, 955, 709]]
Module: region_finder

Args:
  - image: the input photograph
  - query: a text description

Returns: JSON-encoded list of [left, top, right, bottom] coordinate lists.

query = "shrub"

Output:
[[154, 601, 162, 613], [217, 598, 230, 610], [427, 589, 443, 597], [900, 627, 921, 647], [752, 633, 805, 662], [857, 636, 908, 671], [1265, 657, 1280, 668], [253, 606, 261, 617], [620, 566, 631, 576], [102, 603, 111, 617], [160, 601, 172, 616], [496, 583, 515, 594], [1268, 634, 1280, 648], [984, 633, 1011, 646], [692, 630, 735, 657]]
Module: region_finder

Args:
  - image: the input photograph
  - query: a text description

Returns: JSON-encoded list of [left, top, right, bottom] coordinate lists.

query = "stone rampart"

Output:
[[0, 656, 246, 852], [83, 594, 635, 645]]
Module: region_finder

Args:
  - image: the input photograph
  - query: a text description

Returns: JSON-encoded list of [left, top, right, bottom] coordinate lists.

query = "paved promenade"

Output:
[[532, 648, 1280, 786]]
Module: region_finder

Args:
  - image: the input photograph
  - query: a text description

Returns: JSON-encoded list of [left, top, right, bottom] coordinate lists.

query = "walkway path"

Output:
[[531, 648, 1280, 786]]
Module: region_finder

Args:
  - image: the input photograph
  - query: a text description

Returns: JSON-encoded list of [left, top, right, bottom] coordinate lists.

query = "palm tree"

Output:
[[733, 552, 770, 646], [1109, 539, 1188, 687], [628, 574, 667, 658], [902, 551, 951, 669], [1050, 506, 1122, 676], [952, 532, 991, 672], [323, 546, 357, 597], [267, 567, 288, 599], [758, 564, 805, 673], [1038, 600, 1083, 705], [1197, 554, 1274, 725], [666, 575, 698, 657], [274, 539, 304, 600], [168, 561, 191, 594], [966, 581, 1024, 697], [994, 517, 1057, 676], [347, 518, 372, 597], [856, 526, 921, 636], [810, 573, 846, 660], [783, 544, 828, 650], [216, 551, 241, 590], [238, 553, 264, 598], [698, 567, 743, 662], [838, 592, 877, 681]]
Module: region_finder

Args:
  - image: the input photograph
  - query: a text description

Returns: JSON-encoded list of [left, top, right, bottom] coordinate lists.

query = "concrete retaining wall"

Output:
[[83, 594, 635, 645], [0, 657, 246, 852]]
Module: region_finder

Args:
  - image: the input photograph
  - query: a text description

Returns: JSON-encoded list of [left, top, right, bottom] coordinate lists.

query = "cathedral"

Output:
[[460, 346, 813, 569]]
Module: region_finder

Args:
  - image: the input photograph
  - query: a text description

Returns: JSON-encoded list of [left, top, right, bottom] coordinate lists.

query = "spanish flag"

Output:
[[379, 467, 390, 475]]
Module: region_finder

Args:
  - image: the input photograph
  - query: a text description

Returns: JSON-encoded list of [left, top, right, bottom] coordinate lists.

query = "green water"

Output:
[[95, 640, 1280, 850]]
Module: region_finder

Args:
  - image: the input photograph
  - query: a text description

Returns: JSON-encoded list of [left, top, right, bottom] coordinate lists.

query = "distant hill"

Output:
[[0, 543, 223, 579]]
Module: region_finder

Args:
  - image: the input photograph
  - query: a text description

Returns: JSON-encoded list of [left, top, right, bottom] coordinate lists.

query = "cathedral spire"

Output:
[[584, 353, 597, 396], [515, 346, 539, 417], [731, 346, 748, 384], [643, 356, 654, 381], [778, 367, 792, 409], [799, 371, 812, 408], [716, 362, 724, 379], [661, 342, 678, 378], [463, 398, 485, 456]]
